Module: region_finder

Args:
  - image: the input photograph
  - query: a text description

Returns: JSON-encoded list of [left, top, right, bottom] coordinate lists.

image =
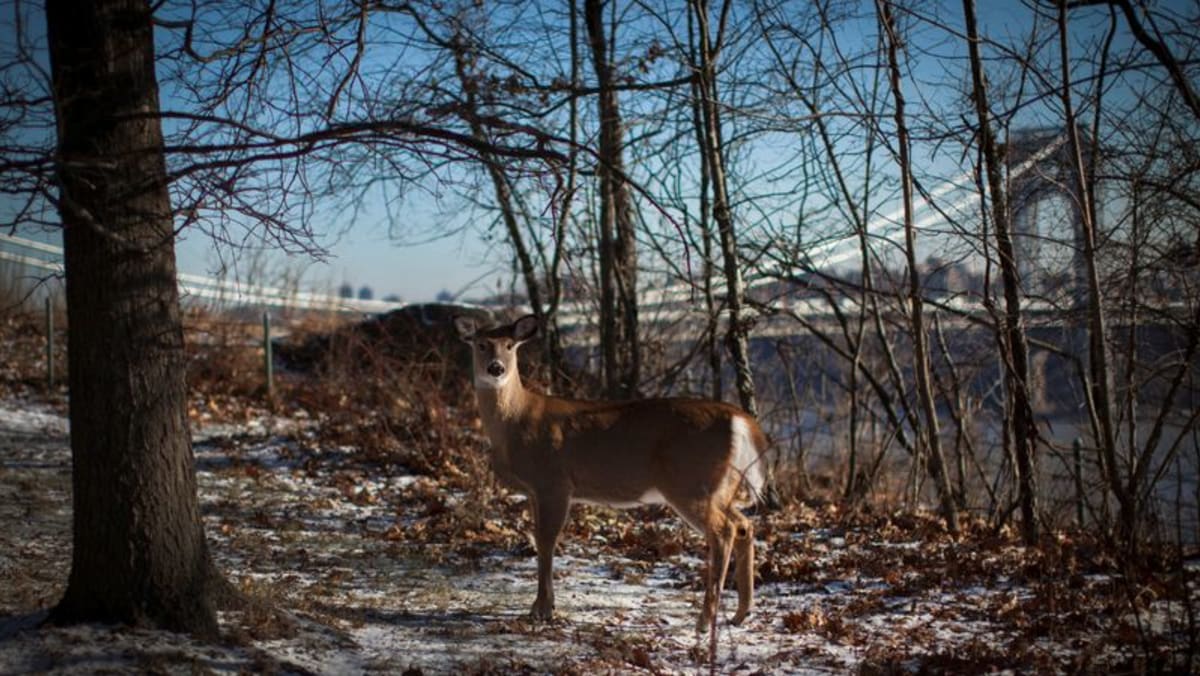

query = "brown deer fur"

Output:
[[455, 314, 768, 631]]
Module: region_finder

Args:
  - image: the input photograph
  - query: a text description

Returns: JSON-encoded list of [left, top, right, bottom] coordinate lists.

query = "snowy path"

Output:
[[1, 399, 1192, 674]]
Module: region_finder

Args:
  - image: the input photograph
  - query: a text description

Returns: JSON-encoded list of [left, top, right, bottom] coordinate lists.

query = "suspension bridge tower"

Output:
[[1006, 126, 1093, 305]]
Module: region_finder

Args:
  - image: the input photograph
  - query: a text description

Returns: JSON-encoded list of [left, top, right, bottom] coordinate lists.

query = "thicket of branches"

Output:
[[3, 0, 1198, 557]]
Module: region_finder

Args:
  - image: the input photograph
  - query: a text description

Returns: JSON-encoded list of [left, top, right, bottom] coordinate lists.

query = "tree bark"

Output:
[[46, 0, 229, 637], [962, 0, 1040, 544], [690, 0, 757, 417], [452, 46, 566, 384], [687, 36, 723, 401], [878, 0, 960, 535], [1056, 1, 1133, 545], [545, 0, 583, 394], [584, 0, 640, 399], [691, 0, 778, 506]]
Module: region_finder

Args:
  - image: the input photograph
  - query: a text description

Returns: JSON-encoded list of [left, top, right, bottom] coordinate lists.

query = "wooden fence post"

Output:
[[46, 296, 54, 388], [263, 311, 274, 400], [1073, 437, 1085, 527]]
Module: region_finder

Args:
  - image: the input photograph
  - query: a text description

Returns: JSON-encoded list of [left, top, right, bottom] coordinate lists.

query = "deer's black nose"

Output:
[[487, 362, 506, 378]]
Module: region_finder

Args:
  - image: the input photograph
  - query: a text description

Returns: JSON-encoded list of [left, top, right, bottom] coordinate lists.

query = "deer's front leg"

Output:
[[530, 488, 570, 622]]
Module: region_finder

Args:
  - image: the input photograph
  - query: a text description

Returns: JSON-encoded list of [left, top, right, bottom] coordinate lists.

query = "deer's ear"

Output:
[[453, 316, 477, 342], [512, 315, 539, 344]]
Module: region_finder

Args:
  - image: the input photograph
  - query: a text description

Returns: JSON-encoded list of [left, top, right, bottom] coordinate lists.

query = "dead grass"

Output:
[[0, 310, 65, 403], [1, 309, 1197, 673], [183, 308, 274, 401]]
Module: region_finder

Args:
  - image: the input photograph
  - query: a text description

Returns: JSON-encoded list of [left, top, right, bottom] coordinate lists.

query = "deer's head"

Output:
[[454, 314, 539, 389]]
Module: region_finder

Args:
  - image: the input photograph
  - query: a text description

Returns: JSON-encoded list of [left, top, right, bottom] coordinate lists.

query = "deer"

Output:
[[454, 314, 769, 631]]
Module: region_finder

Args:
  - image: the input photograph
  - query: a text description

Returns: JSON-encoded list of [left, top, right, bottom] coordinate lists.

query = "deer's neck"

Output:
[[476, 377, 532, 428]]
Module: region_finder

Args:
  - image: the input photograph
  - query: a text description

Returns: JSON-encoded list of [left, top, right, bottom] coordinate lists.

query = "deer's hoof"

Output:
[[529, 600, 555, 623]]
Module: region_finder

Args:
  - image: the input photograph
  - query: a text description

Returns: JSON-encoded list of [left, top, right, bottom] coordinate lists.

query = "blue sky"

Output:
[[1, 0, 1180, 303], [0, 0, 505, 303], [173, 208, 495, 303]]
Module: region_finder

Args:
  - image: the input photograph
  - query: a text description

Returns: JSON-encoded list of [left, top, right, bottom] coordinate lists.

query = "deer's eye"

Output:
[[504, 340, 514, 350], [477, 342, 488, 351]]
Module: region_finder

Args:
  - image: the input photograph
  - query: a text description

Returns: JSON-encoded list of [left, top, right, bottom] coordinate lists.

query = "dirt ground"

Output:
[[0, 397, 1196, 674]]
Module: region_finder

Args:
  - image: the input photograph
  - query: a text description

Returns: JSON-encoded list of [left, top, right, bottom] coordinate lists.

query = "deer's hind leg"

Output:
[[662, 482, 743, 632], [729, 509, 754, 625]]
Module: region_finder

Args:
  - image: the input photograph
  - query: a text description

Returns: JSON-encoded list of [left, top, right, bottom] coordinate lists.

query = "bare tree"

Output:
[[450, 32, 568, 383], [878, 0, 959, 535], [687, 25, 725, 402], [1055, 0, 1200, 549], [1055, 0, 1128, 542], [690, 0, 757, 417], [44, 0, 234, 636], [962, 0, 1040, 544], [585, 0, 641, 398], [1069, 0, 1200, 121]]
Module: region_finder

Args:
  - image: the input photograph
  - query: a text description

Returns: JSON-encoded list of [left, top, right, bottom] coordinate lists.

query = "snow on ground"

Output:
[[0, 400, 68, 437], [0, 398, 1194, 674]]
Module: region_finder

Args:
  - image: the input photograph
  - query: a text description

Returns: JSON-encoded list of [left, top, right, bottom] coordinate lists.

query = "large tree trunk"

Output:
[[585, 0, 640, 399], [46, 0, 228, 637], [962, 0, 1040, 545], [879, 0, 960, 536]]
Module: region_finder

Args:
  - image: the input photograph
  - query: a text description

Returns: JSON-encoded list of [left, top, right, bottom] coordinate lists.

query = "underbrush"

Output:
[[2, 309, 1197, 672], [0, 308, 65, 402], [207, 309, 532, 555]]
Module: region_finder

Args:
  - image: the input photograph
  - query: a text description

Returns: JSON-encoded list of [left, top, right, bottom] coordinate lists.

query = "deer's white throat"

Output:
[[474, 372, 513, 389]]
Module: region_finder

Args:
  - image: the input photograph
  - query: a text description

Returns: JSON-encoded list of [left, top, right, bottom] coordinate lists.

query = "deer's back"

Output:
[[534, 396, 763, 504]]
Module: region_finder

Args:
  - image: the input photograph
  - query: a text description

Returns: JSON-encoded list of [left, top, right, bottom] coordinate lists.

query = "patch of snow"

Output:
[[2, 394, 1193, 673], [0, 401, 68, 437]]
